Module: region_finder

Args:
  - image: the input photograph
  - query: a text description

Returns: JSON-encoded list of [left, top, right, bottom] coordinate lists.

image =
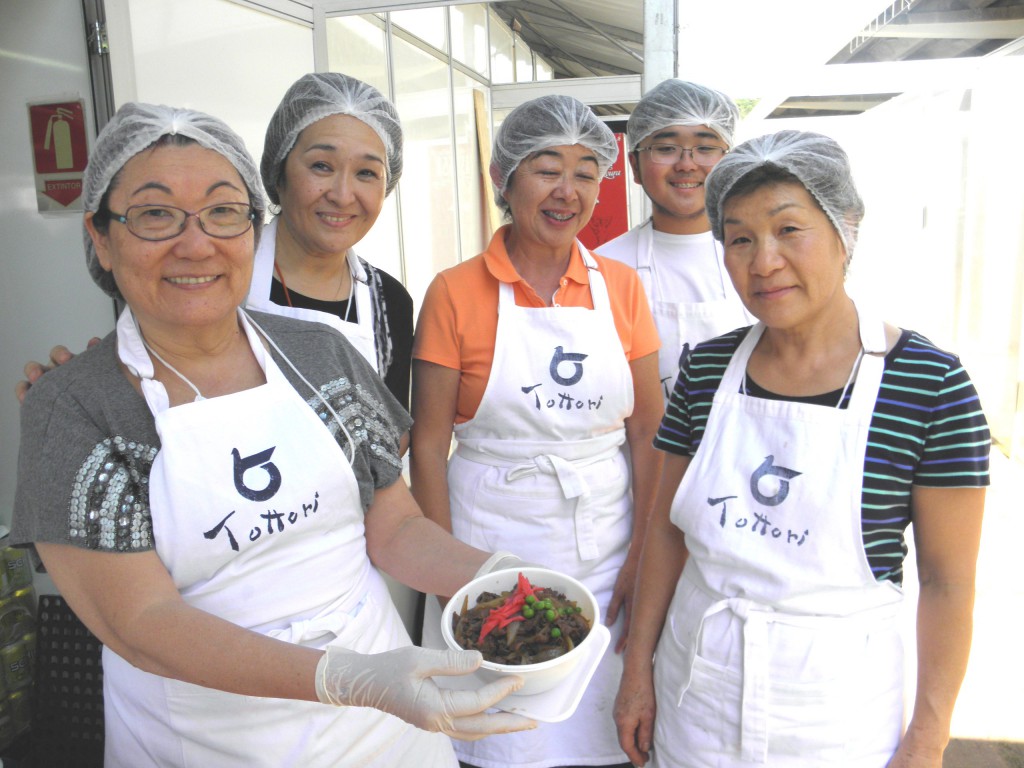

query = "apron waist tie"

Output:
[[670, 597, 771, 764], [265, 591, 369, 646], [508, 453, 602, 562], [675, 588, 905, 764], [455, 442, 623, 562]]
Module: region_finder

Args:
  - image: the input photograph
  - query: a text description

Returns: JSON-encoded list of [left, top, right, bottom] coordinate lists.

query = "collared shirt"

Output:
[[414, 225, 659, 423]]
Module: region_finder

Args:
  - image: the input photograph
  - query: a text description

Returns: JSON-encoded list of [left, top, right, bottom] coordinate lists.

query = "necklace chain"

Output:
[[274, 259, 354, 322]]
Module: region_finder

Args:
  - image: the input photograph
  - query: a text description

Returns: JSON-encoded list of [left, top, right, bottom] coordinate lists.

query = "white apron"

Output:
[[633, 222, 750, 402], [422, 243, 633, 768], [651, 306, 905, 768], [105, 307, 454, 768], [247, 217, 378, 369]]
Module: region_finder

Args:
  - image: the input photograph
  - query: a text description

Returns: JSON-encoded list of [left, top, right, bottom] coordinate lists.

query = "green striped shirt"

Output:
[[655, 327, 991, 584]]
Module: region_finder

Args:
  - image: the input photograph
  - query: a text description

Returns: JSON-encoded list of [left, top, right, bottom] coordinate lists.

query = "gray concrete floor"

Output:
[[945, 738, 1024, 768]]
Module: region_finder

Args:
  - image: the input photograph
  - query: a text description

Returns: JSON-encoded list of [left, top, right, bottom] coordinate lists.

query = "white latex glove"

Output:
[[473, 550, 527, 580], [315, 645, 536, 741]]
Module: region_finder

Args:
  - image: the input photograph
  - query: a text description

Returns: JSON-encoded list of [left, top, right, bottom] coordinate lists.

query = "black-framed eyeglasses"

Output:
[[635, 143, 727, 167], [107, 203, 255, 241]]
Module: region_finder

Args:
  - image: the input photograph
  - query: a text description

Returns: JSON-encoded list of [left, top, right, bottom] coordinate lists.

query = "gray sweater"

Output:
[[13, 310, 412, 553]]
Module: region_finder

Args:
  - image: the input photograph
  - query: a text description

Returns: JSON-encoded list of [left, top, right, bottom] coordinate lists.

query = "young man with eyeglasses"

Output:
[[598, 79, 751, 402]]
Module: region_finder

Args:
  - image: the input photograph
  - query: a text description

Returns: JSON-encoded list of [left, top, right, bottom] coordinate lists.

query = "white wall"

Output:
[[0, 1, 117, 531], [117, 0, 314, 165]]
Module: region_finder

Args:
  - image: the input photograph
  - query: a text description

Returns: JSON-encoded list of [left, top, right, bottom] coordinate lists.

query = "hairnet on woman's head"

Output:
[[627, 79, 739, 150], [705, 130, 865, 258], [83, 102, 266, 300], [261, 72, 403, 203], [490, 95, 618, 205]]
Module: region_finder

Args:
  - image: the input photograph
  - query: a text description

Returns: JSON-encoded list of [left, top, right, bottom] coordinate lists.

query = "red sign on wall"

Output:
[[579, 132, 630, 250], [28, 100, 88, 208]]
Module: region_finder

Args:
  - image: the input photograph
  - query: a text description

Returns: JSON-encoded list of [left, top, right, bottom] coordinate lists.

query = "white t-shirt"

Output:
[[598, 222, 733, 304]]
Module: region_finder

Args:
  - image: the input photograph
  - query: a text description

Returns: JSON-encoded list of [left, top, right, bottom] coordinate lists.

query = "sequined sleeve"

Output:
[[12, 335, 162, 552], [301, 375, 409, 510], [68, 437, 157, 550]]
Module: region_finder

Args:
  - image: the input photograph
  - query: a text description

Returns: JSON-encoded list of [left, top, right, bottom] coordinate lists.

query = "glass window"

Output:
[[450, 3, 489, 77], [489, 9, 515, 85], [390, 32, 458, 308], [326, 14, 389, 96], [391, 7, 446, 52], [514, 33, 533, 82], [535, 55, 554, 81], [452, 70, 490, 261]]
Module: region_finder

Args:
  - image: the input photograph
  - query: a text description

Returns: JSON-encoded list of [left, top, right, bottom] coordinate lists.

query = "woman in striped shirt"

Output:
[[614, 130, 989, 768]]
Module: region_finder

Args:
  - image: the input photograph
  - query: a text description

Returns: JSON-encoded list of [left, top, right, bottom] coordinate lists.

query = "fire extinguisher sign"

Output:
[[28, 99, 89, 211]]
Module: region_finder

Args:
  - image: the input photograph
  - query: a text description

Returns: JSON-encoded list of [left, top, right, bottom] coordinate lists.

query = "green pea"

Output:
[[551, 627, 562, 638], [525, 595, 536, 605], [522, 607, 535, 618], [545, 609, 556, 621]]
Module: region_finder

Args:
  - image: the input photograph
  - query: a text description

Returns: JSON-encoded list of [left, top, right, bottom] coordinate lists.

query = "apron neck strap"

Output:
[[726, 299, 886, 405]]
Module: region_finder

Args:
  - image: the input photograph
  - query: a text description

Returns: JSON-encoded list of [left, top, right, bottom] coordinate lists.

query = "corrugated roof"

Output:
[[491, 0, 1024, 118]]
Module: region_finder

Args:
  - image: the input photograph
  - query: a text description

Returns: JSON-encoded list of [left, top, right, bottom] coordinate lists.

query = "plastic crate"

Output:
[[31, 594, 104, 767]]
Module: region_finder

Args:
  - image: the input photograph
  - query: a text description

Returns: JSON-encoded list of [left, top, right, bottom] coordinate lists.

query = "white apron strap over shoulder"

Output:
[[635, 220, 751, 402], [247, 217, 378, 370]]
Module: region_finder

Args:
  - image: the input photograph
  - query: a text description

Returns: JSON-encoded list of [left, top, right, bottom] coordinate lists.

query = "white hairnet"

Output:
[[627, 79, 739, 150], [261, 72, 403, 203], [491, 95, 618, 206], [706, 130, 865, 259], [83, 102, 266, 300]]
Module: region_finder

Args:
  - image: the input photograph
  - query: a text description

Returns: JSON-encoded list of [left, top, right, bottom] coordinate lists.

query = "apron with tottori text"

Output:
[[422, 243, 634, 768], [104, 307, 454, 768], [247, 217, 378, 370], [651, 306, 905, 768], [634, 221, 750, 402]]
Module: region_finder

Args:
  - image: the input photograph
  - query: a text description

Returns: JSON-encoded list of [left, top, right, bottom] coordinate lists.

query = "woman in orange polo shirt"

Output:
[[411, 94, 663, 768]]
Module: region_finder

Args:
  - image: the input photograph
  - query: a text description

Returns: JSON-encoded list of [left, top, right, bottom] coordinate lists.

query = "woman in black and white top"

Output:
[[250, 72, 413, 409]]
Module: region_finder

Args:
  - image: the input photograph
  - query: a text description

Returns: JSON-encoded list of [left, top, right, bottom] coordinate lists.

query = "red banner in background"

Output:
[[579, 132, 629, 250]]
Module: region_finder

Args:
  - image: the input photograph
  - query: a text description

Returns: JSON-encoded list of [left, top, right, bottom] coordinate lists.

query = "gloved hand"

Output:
[[315, 645, 536, 741], [474, 550, 527, 580]]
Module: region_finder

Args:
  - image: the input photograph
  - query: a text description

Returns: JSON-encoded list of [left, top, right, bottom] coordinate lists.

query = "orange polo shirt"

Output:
[[413, 226, 660, 423]]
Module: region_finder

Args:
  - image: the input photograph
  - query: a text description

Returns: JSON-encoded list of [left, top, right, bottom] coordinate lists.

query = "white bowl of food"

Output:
[[440, 566, 601, 697]]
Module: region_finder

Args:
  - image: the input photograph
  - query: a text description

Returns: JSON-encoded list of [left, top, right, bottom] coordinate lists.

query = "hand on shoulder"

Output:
[[15, 339, 101, 404]]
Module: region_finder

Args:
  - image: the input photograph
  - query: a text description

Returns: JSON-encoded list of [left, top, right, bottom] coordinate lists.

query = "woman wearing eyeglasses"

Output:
[[600, 79, 751, 403], [10, 102, 537, 767]]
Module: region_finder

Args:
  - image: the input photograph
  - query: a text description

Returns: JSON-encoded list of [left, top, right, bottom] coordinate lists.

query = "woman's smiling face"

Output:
[[275, 114, 388, 260], [86, 142, 255, 335], [502, 144, 602, 253]]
